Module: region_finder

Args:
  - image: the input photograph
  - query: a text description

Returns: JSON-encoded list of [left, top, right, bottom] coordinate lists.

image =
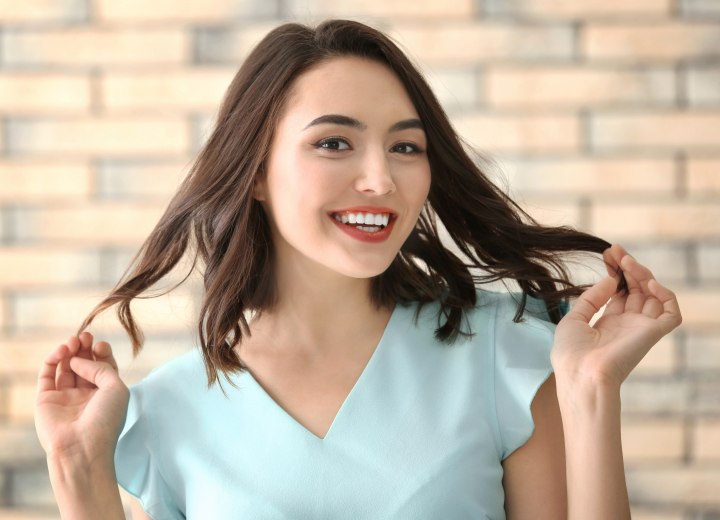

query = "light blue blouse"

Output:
[[114, 289, 557, 519]]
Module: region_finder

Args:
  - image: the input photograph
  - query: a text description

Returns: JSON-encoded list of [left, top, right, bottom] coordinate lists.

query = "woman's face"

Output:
[[255, 56, 431, 280]]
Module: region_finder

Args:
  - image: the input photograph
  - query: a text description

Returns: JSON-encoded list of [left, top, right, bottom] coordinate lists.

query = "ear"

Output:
[[252, 178, 266, 202]]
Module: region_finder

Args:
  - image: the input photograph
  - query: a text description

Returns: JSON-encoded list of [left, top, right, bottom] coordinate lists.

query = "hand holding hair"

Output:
[[550, 244, 683, 389], [34, 331, 129, 465]]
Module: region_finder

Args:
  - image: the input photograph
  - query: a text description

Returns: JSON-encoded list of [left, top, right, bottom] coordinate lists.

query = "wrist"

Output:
[[554, 373, 622, 418], [48, 453, 116, 488]]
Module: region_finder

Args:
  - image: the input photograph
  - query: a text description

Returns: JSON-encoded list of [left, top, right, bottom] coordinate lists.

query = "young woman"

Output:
[[34, 19, 681, 520]]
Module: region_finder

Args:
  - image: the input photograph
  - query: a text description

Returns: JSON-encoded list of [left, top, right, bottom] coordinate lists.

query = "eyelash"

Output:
[[313, 137, 424, 155]]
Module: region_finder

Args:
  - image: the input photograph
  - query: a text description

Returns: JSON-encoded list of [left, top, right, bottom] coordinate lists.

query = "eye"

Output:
[[391, 142, 424, 155], [314, 137, 351, 152]]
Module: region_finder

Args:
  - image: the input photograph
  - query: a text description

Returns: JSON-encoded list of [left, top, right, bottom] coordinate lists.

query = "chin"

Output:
[[332, 259, 394, 280]]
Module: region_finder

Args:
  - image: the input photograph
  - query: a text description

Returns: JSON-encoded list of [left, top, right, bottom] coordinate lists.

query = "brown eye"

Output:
[[315, 137, 351, 151], [391, 142, 423, 154]]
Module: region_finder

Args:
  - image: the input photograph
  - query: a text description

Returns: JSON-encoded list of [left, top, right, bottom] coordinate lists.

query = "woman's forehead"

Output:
[[279, 57, 419, 127]]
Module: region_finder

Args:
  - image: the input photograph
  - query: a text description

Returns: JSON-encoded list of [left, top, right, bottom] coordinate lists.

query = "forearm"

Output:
[[48, 456, 126, 520], [555, 377, 630, 520]]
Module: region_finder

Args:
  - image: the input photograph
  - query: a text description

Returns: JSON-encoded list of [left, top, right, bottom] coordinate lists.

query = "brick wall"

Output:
[[0, 1, 718, 519]]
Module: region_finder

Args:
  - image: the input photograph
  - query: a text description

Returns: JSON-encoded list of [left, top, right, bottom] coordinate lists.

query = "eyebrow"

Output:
[[303, 114, 424, 133]]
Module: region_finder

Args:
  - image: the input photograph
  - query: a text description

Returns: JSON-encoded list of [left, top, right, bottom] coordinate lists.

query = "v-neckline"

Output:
[[241, 303, 401, 443]]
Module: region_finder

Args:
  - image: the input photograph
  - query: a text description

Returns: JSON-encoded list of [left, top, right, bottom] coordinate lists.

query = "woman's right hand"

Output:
[[35, 331, 129, 465]]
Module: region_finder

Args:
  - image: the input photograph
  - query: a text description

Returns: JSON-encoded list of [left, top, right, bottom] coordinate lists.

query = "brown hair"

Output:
[[78, 19, 623, 388]]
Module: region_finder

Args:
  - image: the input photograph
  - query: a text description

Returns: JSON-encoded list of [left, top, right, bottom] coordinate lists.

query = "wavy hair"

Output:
[[78, 19, 624, 388]]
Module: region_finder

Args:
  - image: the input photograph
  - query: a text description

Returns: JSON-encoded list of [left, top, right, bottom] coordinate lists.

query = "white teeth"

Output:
[[332, 211, 393, 228]]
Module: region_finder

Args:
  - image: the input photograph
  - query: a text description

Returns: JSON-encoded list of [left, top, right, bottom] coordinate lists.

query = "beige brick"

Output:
[[0, 335, 58, 375], [674, 289, 720, 327], [0, 161, 91, 201], [14, 203, 165, 245], [454, 113, 580, 153], [3, 28, 189, 67], [0, 295, 5, 330], [101, 68, 235, 113], [288, 0, 474, 18], [688, 66, 720, 106], [0, 508, 59, 520], [487, 66, 674, 108], [12, 467, 55, 507], [622, 418, 684, 462], [584, 23, 720, 61], [0, 73, 91, 114], [485, 0, 671, 18], [694, 419, 720, 461], [8, 381, 35, 424], [614, 244, 687, 286], [621, 378, 689, 414], [515, 197, 582, 228], [96, 0, 277, 21], [503, 158, 675, 194], [97, 160, 190, 199], [0, 424, 44, 464], [425, 68, 478, 110], [7, 117, 190, 156], [591, 111, 720, 151], [13, 288, 198, 335], [0, 247, 101, 288], [635, 335, 676, 374], [698, 245, 720, 281], [687, 332, 720, 372], [0, 0, 86, 22], [591, 202, 720, 241], [194, 24, 279, 64], [688, 158, 720, 196], [629, 509, 685, 520], [682, 0, 720, 15], [626, 468, 720, 505], [388, 23, 573, 66], [695, 380, 720, 414], [0, 333, 194, 378]]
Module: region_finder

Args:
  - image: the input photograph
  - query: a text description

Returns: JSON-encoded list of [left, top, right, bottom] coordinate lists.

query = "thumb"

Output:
[[566, 276, 618, 323], [69, 356, 122, 389]]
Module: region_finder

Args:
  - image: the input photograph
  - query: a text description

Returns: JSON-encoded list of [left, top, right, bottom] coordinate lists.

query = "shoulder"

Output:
[[463, 288, 557, 339], [130, 348, 209, 405]]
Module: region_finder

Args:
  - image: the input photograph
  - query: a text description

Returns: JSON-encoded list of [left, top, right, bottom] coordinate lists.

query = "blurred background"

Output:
[[0, 0, 719, 519]]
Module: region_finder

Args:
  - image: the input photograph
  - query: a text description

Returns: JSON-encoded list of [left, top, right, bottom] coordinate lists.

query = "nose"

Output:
[[354, 148, 396, 195]]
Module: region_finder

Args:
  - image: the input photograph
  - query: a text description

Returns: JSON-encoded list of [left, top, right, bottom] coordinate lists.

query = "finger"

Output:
[[69, 357, 122, 389], [642, 296, 664, 319], [622, 268, 646, 314], [93, 341, 119, 372], [602, 246, 622, 280], [566, 276, 618, 323], [648, 278, 683, 329], [620, 254, 654, 295], [56, 342, 77, 391], [77, 332, 94, 359], [76, 332, 96, 389], [66, 335, 81, 356], [604, 291, 627, 316], [37, 344, 68, 394]]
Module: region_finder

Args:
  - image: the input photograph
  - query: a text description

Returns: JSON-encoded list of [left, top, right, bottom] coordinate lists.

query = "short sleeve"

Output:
[[114, 382, 182, 520], [491, 294, 558, 461]]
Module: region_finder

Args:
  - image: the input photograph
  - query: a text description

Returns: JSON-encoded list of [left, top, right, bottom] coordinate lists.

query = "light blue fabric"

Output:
[[114, 289, 557, 519]]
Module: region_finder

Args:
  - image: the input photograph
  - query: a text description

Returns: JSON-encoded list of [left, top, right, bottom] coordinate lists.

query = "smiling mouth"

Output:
[[329, 212, 395, 231]]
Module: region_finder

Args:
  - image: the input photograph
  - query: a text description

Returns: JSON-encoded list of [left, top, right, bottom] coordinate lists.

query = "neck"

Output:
[[245, 254, 393, 359]]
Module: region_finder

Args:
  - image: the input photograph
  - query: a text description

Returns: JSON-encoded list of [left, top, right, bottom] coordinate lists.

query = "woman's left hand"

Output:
[[551, 244, 682, 389]]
